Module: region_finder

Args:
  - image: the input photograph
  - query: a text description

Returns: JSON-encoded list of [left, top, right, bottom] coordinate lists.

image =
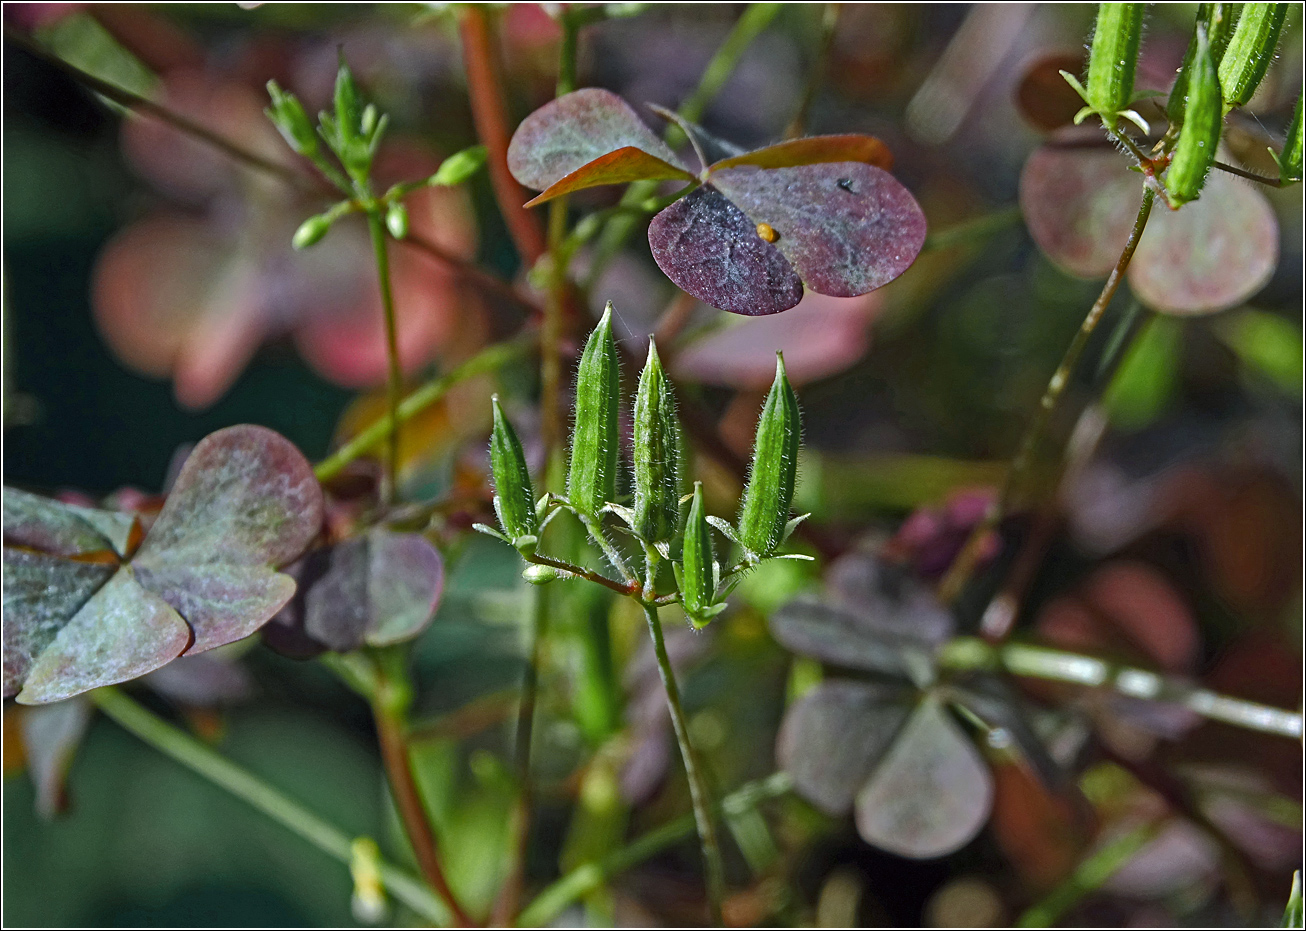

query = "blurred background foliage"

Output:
[[3, 2, 1302, 927]]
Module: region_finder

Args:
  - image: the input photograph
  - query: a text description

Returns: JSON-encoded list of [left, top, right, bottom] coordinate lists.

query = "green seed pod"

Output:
[[489, 395, 538, 549], [292, 213, 333, 249], [737, 353, 802, 559], [1218, 3, 1288, 109], [632, 338, 683, 544], [680, 483, 719, 626], [1281, 94, 1303, 184], [429, 145, 489, 187], [1166, 25, 1223, 207], [385, 201, 409, 240], [1085, 3, 1146, 124], [567, 303, 621, 517], [265, 81, 318, 156], [1167, 4, 1237, 129]]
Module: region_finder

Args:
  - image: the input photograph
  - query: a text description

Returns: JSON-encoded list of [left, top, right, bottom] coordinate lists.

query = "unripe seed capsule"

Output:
[[567, 304, 621, 517], [1166, 25, 1223, 207], [738, 353, 802, 559], [1218, 3, 1287, 109], [1167, 4, 1237, 129], [429, 145, 489, 187], [385, 202, 409, 240], [1086, 3, 1145, 124], [1281, 94, 1303, 184], [293, 213, 333, 249], [633, 338, 683, 543], [489, 395, 538, 547], [523, 565, 562, 584], [680, 483, 716, 625]]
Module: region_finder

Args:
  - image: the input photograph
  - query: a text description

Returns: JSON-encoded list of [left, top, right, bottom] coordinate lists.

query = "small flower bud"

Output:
[[292, 213, 333, 249], [1167, 4, 1236, 130], [633, 338, 683, 543], [1218, 3, 1288, 109], [429, 145, 489, 187], [489, 396, 538, 549], [523, 564, 562, 584], [1085, 3, 1145, 125], [385, 201, 409, 240], [265, 81, 318, 156], [680, 482, 720, 627], [567, 304, 621, 517], [1166, 25, 1223, 207], [737, 353, 801, 559], [1280, 93, 1303, 184], [334, 55, 364, 144]]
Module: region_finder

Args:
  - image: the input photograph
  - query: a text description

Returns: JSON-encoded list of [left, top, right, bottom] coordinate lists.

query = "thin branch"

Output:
[[783, 3, 840, 140], [89, 686, 453, 926], [1213, 158, 1285, 187], [458, 5, 548, 265], [525, 552, 638, 597], [366, 212, 404, 505], [937, 184, 1156, 604]]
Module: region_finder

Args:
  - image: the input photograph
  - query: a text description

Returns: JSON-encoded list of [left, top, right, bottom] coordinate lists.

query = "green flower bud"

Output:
[[632, 338, 683, 544], [1280, 94, 1303, 184], [386, 201, 409, 240], [737, 353, 801, 559], [679, 482, 721, 627], [1167, 4, 1237, 129], [334, 55, 364, 145], [1085, 3, 1145, 124], [489, 395, 538, 549], [567, 304, 621, 517], [429, 145, 489, 187], [293, 213, 333, 249], [1166, 25, 1223, 207], [265, 80, 318, 156], [1218, 3, 1287, 109], [523, 564, 563, 584]]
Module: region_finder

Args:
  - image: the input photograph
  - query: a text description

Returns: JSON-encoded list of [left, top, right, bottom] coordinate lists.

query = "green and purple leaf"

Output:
[[3, 424, 323, 703], [853, 694, 994, 859], [507, 88, 690, 196], [648, 185, 804, 315], [523, 146, 696, 207], [777, 679, 912, 815], [710, 162, 927, 298], [709, 134, 894, 173]]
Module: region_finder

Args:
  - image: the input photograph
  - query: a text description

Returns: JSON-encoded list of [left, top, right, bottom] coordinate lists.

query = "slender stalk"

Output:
[[783, 2, 840, 139], [374, 706, 475, 927], [315, 332, 534, 483], [641, 599, 727, 925], [1213, 158, 1285, 187], [366, 212, 405, 506], [88, 686, 452, 926], [922, 204, 1024, 252], [524, 551, 637, 597], [937, 185, 1156, 604], [1016, 820, 1161, 927], [517, 772, 792, 927], [459, 5, 547, 265], [580, 513, 636, 584], [938, 638, 1304, 739]]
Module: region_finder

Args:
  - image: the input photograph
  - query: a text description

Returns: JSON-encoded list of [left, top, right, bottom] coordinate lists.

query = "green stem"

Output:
[[1016, 820, 1161, 927], [88, 686, 452, 926], [938, 638, 1304, 739], [517, 772, 791, 927], [783, 2, 840, 139], [524, 551, 637, 597], [641, 599, 727, 924], [580, 513, 636, 584], [938, 184, 1156, 605], [922, 205, 1024, 252], [315, 332, 534, 483], [366, 211, 404, 506]]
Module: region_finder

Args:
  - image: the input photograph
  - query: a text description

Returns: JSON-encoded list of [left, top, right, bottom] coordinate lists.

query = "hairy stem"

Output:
[[524, 551, 637, 596], [580, 513, 636, 583], [89, 686, 453, 926], [459, 5, 547, 265], [937, 184, 1156, 604], [641, 598, 727, 924], [517, 772, 792, 927], [366, 212, 404, 506], [315, 332, 534, 483]]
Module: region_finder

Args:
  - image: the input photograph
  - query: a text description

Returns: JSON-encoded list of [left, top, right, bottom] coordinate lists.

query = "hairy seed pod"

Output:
[[489, 395, 538, 547], [1166, 25, 1223, 207], [292, 213, 333, 249], [738, 353, 802, 559], [1281, 94, 1303, 184], [1167, 4, 1237, 129], [385, 202, 409, 240], [430, 145, 489, 187], [680, 483, 717, 625], [1086, 3, 1145, 124], [632, 338, 683, 543], [1218, 3, 1287, 109], [567, 304, 621, 517]]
